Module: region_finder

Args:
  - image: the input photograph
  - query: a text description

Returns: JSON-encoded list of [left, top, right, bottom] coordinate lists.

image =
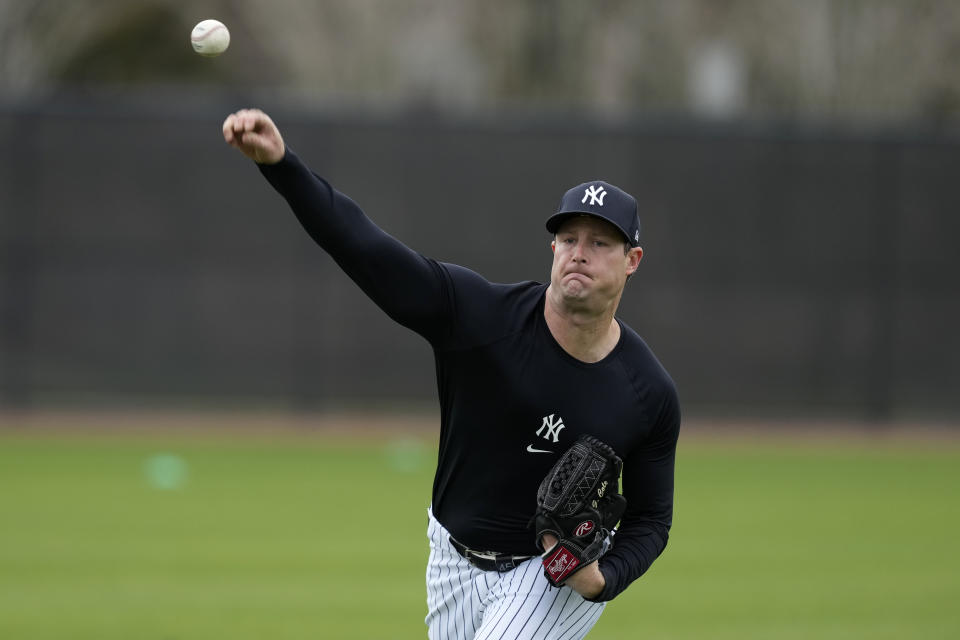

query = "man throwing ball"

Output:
[[223, 109, 680, 639]]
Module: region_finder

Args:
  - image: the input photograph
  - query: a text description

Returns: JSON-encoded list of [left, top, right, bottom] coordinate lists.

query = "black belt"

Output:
[[449, 536, 535, 573]]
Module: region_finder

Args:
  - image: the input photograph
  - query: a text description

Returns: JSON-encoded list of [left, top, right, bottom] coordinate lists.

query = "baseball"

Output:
[[191, 19, 230, 57]]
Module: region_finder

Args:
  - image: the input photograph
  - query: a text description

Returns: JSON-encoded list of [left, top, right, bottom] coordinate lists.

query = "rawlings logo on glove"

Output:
[[532, 434, 627, 587], [544, 546, 580, 582]]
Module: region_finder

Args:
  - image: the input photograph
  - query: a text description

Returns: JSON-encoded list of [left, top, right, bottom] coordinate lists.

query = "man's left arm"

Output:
[[589, 386, 681, 602]]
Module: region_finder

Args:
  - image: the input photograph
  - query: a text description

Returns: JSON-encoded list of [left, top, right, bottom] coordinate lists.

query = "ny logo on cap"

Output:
[[582, 185, 607, 206]]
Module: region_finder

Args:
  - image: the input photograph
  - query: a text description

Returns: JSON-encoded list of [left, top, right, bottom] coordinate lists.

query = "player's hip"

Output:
[[425, 508, 605, 640]]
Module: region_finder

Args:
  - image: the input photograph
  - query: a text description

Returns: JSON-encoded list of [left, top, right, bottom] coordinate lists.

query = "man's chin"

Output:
[[558, 281, 591, 302]]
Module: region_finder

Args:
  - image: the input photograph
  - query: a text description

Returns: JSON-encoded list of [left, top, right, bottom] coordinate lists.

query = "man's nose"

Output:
[[570, 240, 587, 262]]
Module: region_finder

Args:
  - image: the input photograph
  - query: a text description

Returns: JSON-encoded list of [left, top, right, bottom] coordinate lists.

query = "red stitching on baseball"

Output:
[[192, 25, 225, 42]]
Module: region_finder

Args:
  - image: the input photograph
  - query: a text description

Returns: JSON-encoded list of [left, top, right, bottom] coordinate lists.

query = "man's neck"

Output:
[[543, 285, 622, 363]]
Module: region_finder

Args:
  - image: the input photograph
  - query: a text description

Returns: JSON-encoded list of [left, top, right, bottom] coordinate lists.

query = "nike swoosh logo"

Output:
[[526, 444, 554, 454]]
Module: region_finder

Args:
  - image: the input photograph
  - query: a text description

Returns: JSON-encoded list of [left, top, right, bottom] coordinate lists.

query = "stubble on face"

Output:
[[548, 217, 630, 314]]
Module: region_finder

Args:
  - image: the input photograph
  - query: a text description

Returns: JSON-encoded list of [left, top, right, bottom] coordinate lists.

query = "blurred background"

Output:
[[1, 0, 959, 423], [1, 3, 959, 639]]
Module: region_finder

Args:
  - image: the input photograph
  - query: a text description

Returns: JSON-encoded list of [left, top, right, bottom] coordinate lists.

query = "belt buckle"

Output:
[[467, 549, 515, 573], [451, 536, 529, 573], [470, 550, 498, 565]]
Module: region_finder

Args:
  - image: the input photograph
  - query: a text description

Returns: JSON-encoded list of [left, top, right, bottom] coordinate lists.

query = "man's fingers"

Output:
[[235, 109, 265, 132], [239, 131, 270, 149], [222, 108, 283, 163], [223, 114, 251, 145], [223, 109, 265, 137], [223, 113, 251, 142], [222, 115, 236, 142]]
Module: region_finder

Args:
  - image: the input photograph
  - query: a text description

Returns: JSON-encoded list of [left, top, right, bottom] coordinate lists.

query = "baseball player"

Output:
[[223, 109, 680, 639]]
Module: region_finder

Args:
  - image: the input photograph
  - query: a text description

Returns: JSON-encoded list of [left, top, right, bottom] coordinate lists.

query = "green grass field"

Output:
[[1, 423, 958, 639]]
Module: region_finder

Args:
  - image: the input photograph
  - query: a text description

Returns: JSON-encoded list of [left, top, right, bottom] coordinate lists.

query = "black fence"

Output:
[[2, 95, 958, 422]]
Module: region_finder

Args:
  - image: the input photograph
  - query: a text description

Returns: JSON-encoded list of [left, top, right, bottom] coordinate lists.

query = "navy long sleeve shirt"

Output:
[[258, 150, 681, 602]]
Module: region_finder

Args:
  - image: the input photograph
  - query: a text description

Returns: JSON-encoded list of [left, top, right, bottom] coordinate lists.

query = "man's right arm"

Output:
[[223, 109, 449, 340]]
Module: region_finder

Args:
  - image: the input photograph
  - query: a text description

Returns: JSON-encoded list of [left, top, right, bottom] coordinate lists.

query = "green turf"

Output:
[[1, 429, 958, 639]]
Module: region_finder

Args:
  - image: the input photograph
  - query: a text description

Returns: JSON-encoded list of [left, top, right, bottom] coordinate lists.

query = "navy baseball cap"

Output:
[[545, 181, 641, 247]]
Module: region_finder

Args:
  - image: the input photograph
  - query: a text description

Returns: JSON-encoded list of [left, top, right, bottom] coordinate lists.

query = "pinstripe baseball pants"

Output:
[[426, 509, 605, 640]]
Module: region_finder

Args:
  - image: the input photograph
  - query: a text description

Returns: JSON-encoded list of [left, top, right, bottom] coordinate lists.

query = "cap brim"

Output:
[[545, 211, 633, 245]]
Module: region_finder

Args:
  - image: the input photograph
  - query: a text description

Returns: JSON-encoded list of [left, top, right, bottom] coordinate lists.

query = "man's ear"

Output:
[[625, 247, 643, 275], [551, 240, 556, 253]]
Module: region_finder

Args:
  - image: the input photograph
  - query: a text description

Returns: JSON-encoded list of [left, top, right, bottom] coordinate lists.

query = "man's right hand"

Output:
[[222, 108, 286, 165]]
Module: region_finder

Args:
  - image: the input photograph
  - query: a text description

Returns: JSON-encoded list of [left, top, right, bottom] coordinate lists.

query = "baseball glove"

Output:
[[533, 434, 627, 587]]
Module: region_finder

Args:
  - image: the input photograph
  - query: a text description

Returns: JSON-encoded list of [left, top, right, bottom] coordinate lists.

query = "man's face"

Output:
[[550, 216, 642, 308]]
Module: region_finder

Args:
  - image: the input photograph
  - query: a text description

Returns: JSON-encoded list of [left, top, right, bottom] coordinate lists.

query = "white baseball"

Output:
[[191, 19, 230, 57]]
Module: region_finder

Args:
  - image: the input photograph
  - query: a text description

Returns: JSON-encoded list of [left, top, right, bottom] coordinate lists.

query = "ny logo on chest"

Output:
[[537, 414, 566, 442], [526, 413, 566, 454]]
